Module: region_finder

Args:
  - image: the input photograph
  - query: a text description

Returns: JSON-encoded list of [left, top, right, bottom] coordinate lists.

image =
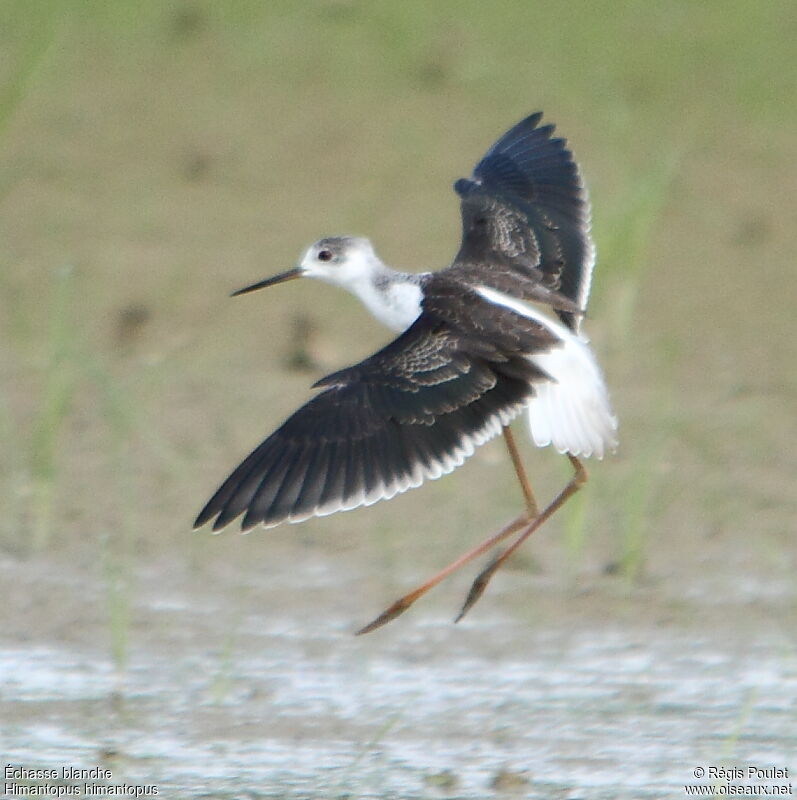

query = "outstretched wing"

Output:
[[453, 112, 594, 331], [194, 300, 557, 532]]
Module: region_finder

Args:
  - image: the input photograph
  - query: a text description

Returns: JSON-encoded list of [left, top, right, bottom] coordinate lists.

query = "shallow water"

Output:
[[2, 548, 795, 799]]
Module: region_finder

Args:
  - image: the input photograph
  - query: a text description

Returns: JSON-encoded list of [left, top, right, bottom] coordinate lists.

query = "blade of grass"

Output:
[[30, 264, 79, 550], [334, 711, 403, 797], [598, 147, 684, 344], [562, 480, 590, 571], [0, 4, 63, 358], [0, 1, 60, 140], [0, 394, 21, 549], [561, 149, 681, 570], [85, 354, 140, 673]]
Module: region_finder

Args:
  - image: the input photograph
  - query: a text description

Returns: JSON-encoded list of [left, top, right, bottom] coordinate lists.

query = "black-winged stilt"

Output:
[[195, 112, 618, 633]]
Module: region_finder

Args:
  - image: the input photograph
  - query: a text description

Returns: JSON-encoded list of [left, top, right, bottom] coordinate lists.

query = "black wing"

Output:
[[453, 112, 594, 331], [195, 299, 557, 532]]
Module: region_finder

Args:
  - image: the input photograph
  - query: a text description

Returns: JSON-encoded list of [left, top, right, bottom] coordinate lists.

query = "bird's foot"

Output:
[[454, 555, 502, 623]]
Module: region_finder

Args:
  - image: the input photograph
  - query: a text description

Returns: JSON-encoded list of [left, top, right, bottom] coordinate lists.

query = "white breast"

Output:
[[475, 285, 618, 459]]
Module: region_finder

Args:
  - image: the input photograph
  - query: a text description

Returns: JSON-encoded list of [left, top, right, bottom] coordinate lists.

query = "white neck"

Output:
[[348, 271, 424, 333]]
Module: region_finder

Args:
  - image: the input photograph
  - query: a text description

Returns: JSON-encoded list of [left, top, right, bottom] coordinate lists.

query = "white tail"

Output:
[[475, 285, 618, 459]]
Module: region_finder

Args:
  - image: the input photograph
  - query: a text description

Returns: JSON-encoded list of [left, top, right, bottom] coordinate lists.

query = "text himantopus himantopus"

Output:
[[195, 112, 618, 633]]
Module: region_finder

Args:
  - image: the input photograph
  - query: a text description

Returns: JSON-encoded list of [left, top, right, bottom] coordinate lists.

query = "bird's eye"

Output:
[[317, 249, 333, 262]]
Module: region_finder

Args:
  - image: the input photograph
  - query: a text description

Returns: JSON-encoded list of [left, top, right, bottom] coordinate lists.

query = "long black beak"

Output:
[[230, 267, 303, 297]]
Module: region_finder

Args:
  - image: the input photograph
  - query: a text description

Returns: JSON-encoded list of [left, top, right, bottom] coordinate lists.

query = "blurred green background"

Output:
[[1, 0, 795, 685]]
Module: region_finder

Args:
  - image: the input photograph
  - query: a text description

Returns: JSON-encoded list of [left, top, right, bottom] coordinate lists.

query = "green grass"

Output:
[[597, 149, 684, 347], [333, 712, 403, 798], [0, 1, 59, 142], [88, 357, 139, 671], [560, 149, 680, 575], [0, 2, 63, 550], [29, 264, 79, 550]]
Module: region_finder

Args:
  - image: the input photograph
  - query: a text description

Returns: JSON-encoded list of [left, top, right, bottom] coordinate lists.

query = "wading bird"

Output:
[[195, 112, 618, 633]]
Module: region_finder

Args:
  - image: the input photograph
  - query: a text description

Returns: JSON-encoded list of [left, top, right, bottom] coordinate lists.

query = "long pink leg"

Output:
[[455, 455, 587, 623], [356, 427, 540, 635]]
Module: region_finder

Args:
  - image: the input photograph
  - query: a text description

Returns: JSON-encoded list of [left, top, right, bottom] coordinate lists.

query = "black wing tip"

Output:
[[213, 511, 236, 532], [471, 110, 580, 195], [193, 506, 214, 530], [193, 505, 263, 532], [499, 111, 548, 140], [239, 516, 260, 532], [498, 111, 557, 144], [521, 110, 544, 127], [193, 490, 251, 531]]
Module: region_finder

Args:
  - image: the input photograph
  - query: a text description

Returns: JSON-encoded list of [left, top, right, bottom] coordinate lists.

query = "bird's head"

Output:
[[231, 236, 381, 297]]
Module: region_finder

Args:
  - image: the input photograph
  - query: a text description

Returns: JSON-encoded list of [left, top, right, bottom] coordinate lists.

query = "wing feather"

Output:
[[452, 112, 594, 331], [195, 305, 554, 531]]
